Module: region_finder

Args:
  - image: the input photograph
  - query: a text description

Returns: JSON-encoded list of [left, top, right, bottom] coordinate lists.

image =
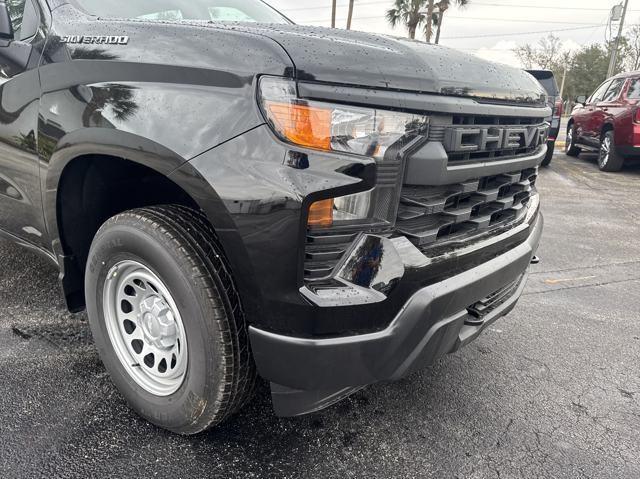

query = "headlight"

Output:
[[308, 190, 374, 227], [258, 76, 428, 160]]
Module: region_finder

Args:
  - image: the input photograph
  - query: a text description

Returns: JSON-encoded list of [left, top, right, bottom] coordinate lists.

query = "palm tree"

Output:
[[331, 0, 337, 28], [433, 0, 470, 44], [424, 0, 435, 43], [386, 0, 428, 40], [346, 0, 355, 30]]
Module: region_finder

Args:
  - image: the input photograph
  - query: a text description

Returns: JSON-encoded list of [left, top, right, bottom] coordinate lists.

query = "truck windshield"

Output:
[[72, 0, 289, 23]]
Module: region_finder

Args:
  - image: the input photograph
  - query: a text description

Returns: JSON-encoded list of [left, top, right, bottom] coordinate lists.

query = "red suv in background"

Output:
[[567, 72, 640, 171]]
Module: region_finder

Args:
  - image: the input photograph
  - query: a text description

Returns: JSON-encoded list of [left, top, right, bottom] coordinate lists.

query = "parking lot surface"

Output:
[[1, 152, 639, 478]]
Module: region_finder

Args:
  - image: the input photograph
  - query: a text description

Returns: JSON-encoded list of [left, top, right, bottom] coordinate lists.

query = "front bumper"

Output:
[[250, 211, 543, 416]]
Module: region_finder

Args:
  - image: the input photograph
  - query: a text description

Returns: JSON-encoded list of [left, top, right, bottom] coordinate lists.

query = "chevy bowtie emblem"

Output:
[[60, 35, 129, 45]]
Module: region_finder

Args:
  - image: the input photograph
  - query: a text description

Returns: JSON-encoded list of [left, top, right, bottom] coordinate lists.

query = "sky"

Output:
[[266, 0, 638, 67]]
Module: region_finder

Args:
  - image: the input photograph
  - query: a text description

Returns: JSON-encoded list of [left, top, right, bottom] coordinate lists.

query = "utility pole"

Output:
[[559, 64, 567, 99], [607, 0, 629, 78], [346, 0, 354, 30], [331, 0, 336, 28]]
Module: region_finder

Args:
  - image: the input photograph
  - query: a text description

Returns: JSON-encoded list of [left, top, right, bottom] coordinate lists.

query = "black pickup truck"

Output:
[[0, 0, 548, 434]]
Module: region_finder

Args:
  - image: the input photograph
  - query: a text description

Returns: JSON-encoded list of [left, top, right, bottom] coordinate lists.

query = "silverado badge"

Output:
[[60, 35, 129, 45]]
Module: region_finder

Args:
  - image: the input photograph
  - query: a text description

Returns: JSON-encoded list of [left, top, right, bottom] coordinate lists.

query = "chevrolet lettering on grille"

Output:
[[443, 124, 549, 153]]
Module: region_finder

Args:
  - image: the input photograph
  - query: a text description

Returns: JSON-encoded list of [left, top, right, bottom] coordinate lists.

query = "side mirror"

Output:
[[0, 1, 13, 40], [575, 95, 587, 105]]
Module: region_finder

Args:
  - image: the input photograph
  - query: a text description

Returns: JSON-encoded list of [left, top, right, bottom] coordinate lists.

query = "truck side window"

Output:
[[628, 79, 640, 99], [601, 78, 625, 102]]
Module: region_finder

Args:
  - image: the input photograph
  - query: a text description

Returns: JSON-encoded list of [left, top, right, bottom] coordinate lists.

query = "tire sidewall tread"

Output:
[[565, 123, 581, 157], [598, 130, 625, 172], [85, 205, 255, 435]]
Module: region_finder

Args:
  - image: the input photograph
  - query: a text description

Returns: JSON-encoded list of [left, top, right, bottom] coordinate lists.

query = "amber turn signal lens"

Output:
[[307, 198, 334, 227], [265, 101, 332, 150]]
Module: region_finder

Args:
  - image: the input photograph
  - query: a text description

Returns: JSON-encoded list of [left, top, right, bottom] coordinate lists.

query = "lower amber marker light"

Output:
[[307, 198, 334, 227]]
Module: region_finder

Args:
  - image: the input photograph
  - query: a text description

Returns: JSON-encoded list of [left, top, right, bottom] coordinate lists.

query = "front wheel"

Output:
[[565, 124, 581, 157], [598, 130, 625, 172], [85, 205, 256, 434]]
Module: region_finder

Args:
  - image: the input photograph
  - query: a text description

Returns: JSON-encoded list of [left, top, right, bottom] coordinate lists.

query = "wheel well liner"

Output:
[[601, 123, 614, 138], [56, 155, 199, 311]]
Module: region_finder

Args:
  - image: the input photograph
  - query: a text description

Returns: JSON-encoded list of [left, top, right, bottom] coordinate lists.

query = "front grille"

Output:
[[302, 110, 544, 288], [303, 167, 537, 285], [431, 114, 548, 164], [429, 115, 542, 141], [396, 168, 537, 250], [467, 274, 525, 322]]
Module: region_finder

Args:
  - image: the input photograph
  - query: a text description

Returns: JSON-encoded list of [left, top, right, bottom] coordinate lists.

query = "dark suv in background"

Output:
[[567, 71, 640, 171], [527, 70, 562, 167]]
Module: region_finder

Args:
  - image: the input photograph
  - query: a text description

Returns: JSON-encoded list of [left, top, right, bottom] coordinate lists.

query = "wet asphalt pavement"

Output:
[[1, 152, 639, 478]]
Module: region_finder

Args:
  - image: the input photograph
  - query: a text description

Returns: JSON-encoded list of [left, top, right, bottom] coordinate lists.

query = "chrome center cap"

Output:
[[139, 295, 177, 349]]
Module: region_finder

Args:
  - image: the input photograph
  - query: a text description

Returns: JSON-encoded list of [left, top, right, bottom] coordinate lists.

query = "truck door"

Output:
[[0, 0, 48, 249]]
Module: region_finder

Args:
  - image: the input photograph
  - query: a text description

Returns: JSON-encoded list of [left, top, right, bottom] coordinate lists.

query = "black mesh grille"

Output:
[[396, 168, 537, 250], [303, 168, 537, 285]]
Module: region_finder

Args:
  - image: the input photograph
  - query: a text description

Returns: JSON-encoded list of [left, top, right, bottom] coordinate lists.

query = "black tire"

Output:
[[541, 141, 554, 167], [598, 130, 625, 172], [85, 205, 256, 435], [565, 123, 581, 157]]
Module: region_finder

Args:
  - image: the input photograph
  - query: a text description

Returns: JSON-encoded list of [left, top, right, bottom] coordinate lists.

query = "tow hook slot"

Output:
[[465, 311, 485, 327], [465, 274, 525, 326], [530, 255, 540, 264]]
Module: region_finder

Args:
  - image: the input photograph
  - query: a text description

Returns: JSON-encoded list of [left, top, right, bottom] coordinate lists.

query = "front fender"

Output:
[[42, 127, 187, 244], [41, 127, 258, 319]]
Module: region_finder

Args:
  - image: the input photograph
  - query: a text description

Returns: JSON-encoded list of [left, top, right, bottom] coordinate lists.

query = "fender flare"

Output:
[[45, 127, 189, 244], [45, 128, 259, 317]]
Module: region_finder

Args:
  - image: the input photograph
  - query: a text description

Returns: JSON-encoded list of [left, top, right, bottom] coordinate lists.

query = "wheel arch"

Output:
[[46, 129, 251, 314], [601, 122, 615, 139]]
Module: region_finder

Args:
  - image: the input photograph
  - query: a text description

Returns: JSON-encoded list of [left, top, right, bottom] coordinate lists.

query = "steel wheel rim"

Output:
[[600, 136, 611, 166], [103, 260, 188, 396], [566, 128, 573, 151]]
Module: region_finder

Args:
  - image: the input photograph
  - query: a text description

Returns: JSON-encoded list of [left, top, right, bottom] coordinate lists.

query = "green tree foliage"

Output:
[[621, 24, 640, 71], [386, 0, 428, 40], [514, 34, 630, 100], [432, 0, 470, 44], [566, 44, 612, 99], [386, 0, 470, 42]]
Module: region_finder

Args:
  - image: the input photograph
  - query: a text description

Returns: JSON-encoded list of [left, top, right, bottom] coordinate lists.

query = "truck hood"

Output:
[[64, 14, 545, 106], [226, 23, 546, 105]]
